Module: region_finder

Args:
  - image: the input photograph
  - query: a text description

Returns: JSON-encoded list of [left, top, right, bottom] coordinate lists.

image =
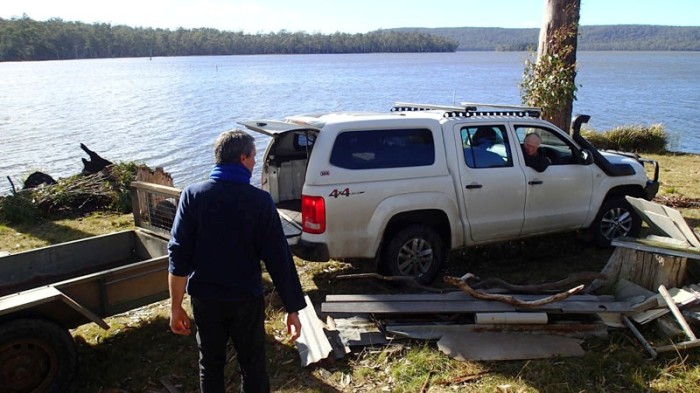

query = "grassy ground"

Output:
[[1, 152, 699, 392]]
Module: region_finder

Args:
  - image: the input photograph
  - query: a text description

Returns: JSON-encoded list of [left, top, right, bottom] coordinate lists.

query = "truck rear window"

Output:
[[330, 128, 435, 170]]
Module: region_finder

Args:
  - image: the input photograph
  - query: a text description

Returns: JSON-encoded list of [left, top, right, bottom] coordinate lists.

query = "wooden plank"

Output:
[[131, 181, 181, 198], [627, 196, 700, 248], [658, 285, 697, 341], [626, 196, 670, 235], [631, 285, 700, 324], [474, 312, 548, 325], [437, 332, 584, 361], [655, 338, 700, 353], [325, 293, 615, 303], [321, 299, 631, 314], [655, 286, 700, 308], [386, 323, 607, 340], [662, 206, 700, 248], [645, 211, 688, 243], [613, 238, 700, 259]]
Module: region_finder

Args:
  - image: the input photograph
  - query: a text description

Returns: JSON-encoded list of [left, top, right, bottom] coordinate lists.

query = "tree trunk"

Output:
[[537, 0, 581, 131]]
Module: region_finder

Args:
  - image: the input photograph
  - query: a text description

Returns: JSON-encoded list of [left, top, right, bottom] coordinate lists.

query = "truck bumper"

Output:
[[639, 158, 659, 200], [644, 180, 660, 200], [292, 239, 330, 262]]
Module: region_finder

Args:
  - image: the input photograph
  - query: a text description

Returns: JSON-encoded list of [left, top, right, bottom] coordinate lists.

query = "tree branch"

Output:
[[469, 271, 606, 293], [444, 275, 584, 308]]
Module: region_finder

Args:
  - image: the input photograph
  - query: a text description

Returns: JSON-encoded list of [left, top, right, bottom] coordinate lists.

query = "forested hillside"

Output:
[[0, 16, 458, 61], [398, 25, 700, 51], [1, 15, 697, 62]]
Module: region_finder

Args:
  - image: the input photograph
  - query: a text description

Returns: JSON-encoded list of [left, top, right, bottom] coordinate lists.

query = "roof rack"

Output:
[[391, 101, 541, 119]]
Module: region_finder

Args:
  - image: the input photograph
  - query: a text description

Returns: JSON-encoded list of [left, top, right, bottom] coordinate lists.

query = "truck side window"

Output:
[[330, 128, 435, 169], [515, 126, 577, 165], [461, 125, 512, 168]]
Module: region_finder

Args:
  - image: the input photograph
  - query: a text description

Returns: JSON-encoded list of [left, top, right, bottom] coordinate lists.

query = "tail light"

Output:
[[301, 195, 326, 234]]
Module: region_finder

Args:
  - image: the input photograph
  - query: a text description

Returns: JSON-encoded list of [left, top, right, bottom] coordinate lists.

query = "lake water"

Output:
[[0, 51, 698, 195]]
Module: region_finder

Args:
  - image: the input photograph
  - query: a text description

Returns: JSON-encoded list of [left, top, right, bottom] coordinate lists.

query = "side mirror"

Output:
[[580, 149, 595, 165]]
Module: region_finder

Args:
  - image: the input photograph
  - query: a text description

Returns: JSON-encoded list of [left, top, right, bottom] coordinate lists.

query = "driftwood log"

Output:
[[22, 172, 57, 190], [469, 271, 606, 293], [81, 143, 113, 175], [444, 275, 584, 308]]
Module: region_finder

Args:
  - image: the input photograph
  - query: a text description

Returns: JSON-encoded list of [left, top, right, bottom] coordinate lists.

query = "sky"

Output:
[[1, 0, 698, 33]]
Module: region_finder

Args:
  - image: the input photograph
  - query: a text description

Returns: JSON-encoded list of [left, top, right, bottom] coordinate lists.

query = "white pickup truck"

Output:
[[241, 102, 659, 283]]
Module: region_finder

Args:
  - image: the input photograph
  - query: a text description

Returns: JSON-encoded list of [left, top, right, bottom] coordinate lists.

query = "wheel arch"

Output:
[[366, 192, 461, 259], [586, 184, 646, 227], [604, 184, 646, 200], [380, 209, 451, 256]]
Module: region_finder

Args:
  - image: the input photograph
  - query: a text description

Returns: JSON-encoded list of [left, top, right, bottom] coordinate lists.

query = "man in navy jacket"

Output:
[[168, 130, 306, 393]]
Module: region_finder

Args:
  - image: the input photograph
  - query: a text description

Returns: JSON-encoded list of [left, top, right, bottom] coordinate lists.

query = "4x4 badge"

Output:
[[328, 188, 365, 198]]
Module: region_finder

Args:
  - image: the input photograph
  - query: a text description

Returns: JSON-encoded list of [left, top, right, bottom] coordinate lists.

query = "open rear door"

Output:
[[239, 120, 316, 136], [239, 120, 321, 247]]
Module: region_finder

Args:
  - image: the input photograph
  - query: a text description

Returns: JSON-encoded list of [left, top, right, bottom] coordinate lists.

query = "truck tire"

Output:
[[382, 225, 444, 284], [591, 197, 641, 247], [0, 318, 77, 393]]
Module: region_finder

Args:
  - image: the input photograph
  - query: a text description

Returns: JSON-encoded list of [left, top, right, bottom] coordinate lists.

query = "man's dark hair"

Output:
[[214, 130, 255, 165]]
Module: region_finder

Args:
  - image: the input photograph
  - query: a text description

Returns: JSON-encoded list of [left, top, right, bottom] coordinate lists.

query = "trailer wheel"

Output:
[[382, 225, 444, 284], [0, 318, 77, 393]]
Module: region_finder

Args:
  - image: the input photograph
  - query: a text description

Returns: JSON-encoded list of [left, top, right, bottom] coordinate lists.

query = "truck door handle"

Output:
[[465, 184, 483, 189], [528, 180, 544, 185]]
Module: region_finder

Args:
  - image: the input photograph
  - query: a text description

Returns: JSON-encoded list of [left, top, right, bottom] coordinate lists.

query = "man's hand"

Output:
[[286, 312, 302, 342], [170, 305, 191, 335]]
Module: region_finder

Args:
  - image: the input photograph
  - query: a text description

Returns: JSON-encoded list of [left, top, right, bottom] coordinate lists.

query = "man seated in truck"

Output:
[[522, 133, 551, 172], [464, 126, 506, 168]]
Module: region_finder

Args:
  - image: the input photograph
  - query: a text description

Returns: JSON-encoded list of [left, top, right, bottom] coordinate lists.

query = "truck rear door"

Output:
[[239, 120, 320, 246]]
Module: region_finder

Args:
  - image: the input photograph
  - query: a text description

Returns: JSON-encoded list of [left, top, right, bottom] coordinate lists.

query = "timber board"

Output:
[[321, 299, 631, 314]]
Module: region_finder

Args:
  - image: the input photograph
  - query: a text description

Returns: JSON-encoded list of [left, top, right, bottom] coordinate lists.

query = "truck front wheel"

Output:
[[0, 318, 77, 393], [382, 225, 444, 284], [591, 197, 641, 247]]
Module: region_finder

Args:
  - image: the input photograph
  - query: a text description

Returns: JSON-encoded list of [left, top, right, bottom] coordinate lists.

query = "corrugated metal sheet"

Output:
[[295, 295, 333, 367]]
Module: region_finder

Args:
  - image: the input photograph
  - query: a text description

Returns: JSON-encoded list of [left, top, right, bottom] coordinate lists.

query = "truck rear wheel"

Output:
[[0, 318, 77, 393], [382, 225, 444, 284], [591, 197, 641, 247]]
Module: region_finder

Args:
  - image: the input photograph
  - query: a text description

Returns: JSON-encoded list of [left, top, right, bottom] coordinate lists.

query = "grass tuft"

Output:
[[582, 124, 668, 154]]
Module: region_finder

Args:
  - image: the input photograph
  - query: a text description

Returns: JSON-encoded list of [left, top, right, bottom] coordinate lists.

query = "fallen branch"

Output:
[[469, 271, 606, 293], [6, 176, 16, 195], [420, 370, 434, 393], [335, 273, 448, 293], [444, 276, 584, 308]]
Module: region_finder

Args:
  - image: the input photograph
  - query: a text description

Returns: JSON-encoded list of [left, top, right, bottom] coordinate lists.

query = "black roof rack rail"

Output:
[[391, 102, 541, 119], [391, 102, 467, 112], [459, 101, 541, 112]]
